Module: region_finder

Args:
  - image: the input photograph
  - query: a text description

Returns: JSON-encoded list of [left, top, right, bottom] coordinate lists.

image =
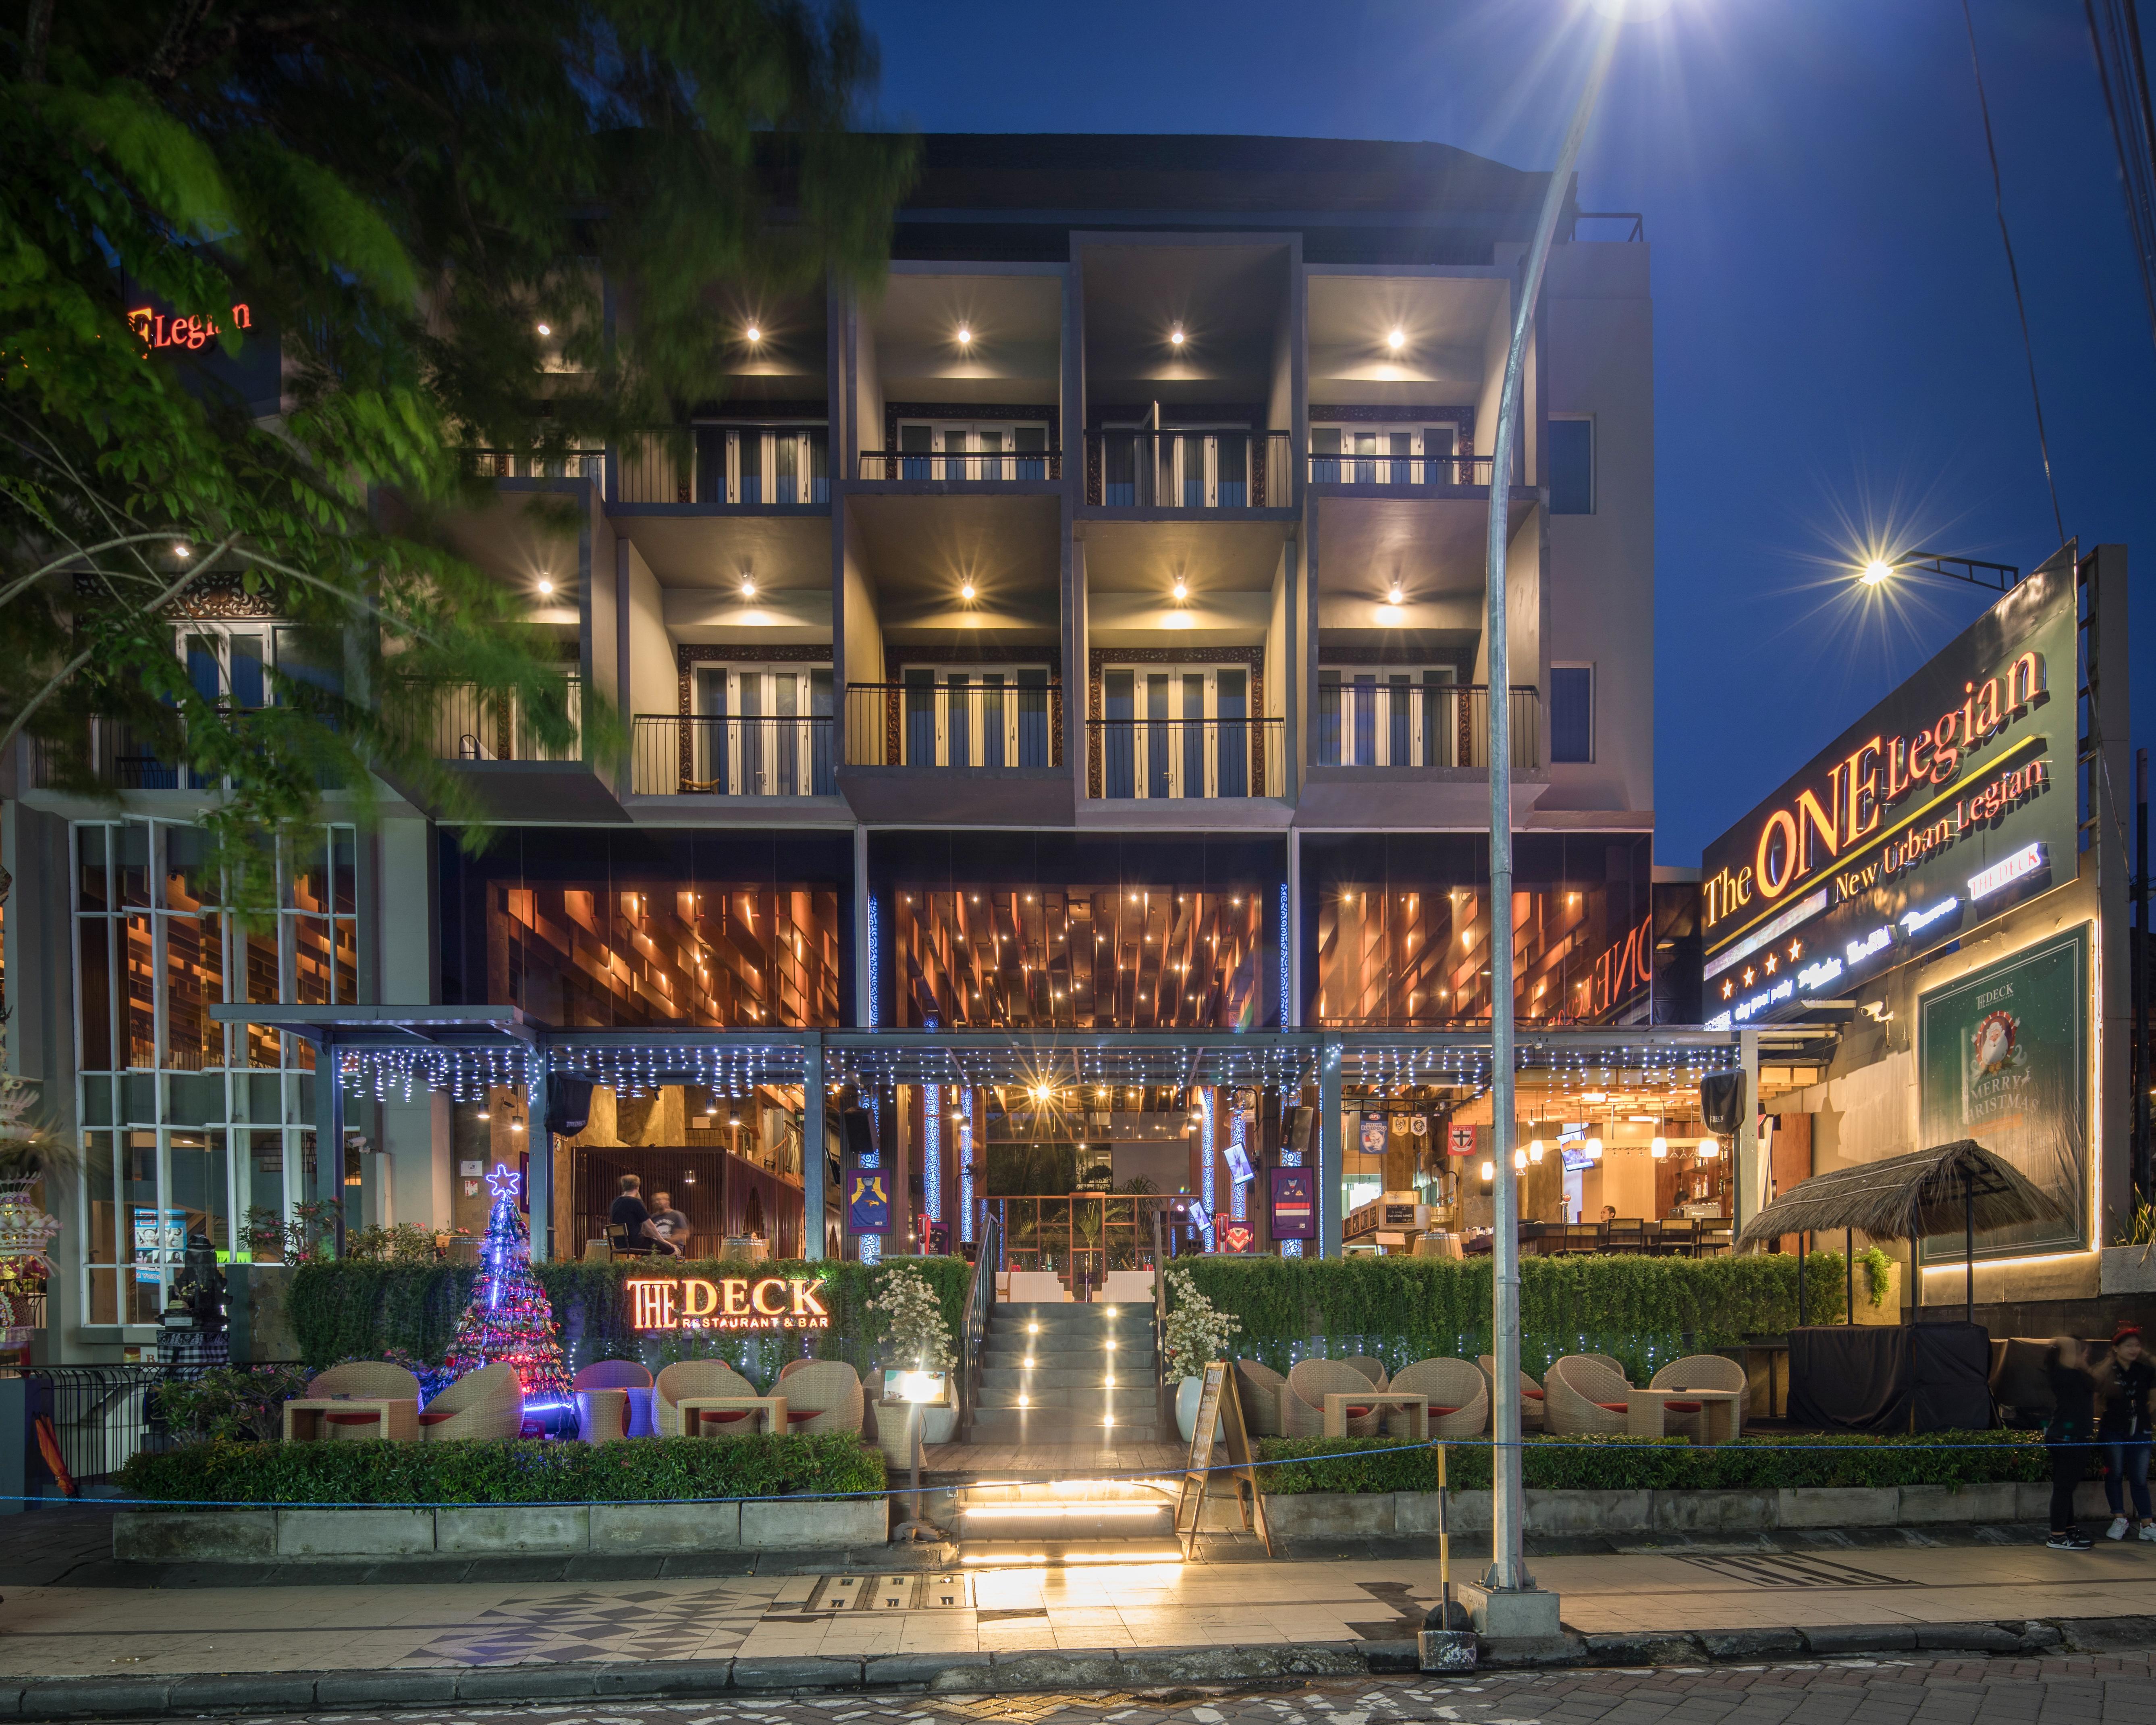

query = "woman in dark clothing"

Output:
[[2097, 1322, 2156, 1541], [2046, 1335, 2098, 1550]]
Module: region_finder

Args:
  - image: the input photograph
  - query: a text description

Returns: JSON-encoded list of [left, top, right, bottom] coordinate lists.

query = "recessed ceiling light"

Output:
[[1169, 325, 1186, 347], [960, 580, 976, 601], [744, 324, 762, 344], [740, 576, 756, 598], [1387, 584, 1403, 605], [1387, 328, 1406, 352], [956, 324, 972, 345], [536, 578, 554, 596]]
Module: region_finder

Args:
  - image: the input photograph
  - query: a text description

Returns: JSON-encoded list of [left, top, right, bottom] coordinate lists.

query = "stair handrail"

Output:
[[958, 1207, 1001, 1443], [1150, 1199, 1172, 1436]]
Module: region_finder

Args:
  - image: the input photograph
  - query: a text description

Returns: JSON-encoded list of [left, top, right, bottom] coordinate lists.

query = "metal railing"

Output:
[[631, 713, 835, 796], [615, 426, 830, 506], [467, 449, 609, 496], [1313, 682, 1539, 770], [421, 677, 583, 764], [1082, 429, 1293, 509], [1306, 451, 1495, 488], [844, 681, 1062, 769], [1569, 210, 1646, 241], [5, 1364, 176, 1485], [856, 449, 1060, 483], [32, 717, 199, 791], [958, 1207, 1001, 1443], [1087, 716, 1285, 799]]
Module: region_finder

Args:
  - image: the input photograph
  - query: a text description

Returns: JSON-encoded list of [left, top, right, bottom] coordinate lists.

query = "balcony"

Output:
[[32, 717, 211, 791], [1082, 430, 1293, 510], [1085, 717, 1284, 801], [423, 678, 584, 764], [1314, 681, 1538, 771], [468, 450, 608, 496], [613, 426, 829, 507], [838, 679, 1069, 825], [855, 449, 1061, 484], [1306, 450, 1494, 489], [630, 714, 835, 798]]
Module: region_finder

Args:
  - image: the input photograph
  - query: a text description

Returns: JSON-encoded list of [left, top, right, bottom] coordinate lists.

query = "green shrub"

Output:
[[118, 1433, 885, 1506], [154, 1364, 313, 1442], [1254, 1429, 2052, 1495]]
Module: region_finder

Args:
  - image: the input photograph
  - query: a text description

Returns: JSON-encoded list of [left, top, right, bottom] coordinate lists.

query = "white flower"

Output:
[[1162, 1269, 1240, 1381], [869, 1269, 955, 1372]]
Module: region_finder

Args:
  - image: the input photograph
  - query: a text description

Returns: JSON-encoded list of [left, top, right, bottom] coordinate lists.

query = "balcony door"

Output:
[[1316, 667, 1458, 767], [896, 420, 1049, 481], [1309, 424, 1461, 485], [692, 664, 833, 794], [900, 667, 1050, 767], [695, 425, 829, 504], [1100, 665, 1248, 798]]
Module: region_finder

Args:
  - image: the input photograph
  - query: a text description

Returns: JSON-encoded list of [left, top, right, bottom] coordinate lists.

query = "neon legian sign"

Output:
[[626, 1276, 829, 1332], [128, 303, 253, 353]]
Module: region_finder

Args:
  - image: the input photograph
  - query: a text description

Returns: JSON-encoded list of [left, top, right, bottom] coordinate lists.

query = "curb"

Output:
[[4, 1618, 2108, 1719]]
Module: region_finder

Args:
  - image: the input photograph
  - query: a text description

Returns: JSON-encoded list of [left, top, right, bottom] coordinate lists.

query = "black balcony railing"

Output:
[[845, 680, 1061, 768], [855, 448, 1061, 483], [1313, 682, 1539, 770], [31, 717, 202, 790], [422, 677, 583, 764], [1082, 430, 1293, 509], [1306, 451, 1495, 488], [631, 713, 835, 796], [468, 449, 608, 495], [1087, 717, 1284, 799], [616, 427, 830, 505]]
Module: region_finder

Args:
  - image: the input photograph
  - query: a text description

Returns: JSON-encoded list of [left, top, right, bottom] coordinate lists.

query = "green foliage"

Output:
[[120, 1434, 883, 1506], [1172, 1253, 1848, 1385], [153, 1364, 312, 1443], [1255, 1429, 2052, 1495], [288, 1254, 972, 1384], [1860, 1246, 1896, 1307]]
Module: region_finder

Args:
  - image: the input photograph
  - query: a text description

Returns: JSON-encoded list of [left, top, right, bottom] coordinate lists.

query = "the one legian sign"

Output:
[[1699, 558, 2077, 1028], [1171, 1360, 1272, 1558], [625, 1276, 829, 1332]]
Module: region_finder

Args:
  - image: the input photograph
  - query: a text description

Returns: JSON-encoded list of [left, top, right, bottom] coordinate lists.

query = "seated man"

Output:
[[608, 1174, 676, 1257], [649, 1190, 692, 1257]]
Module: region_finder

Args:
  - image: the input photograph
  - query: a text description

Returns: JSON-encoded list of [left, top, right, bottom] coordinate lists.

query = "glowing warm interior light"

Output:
[[535, 322, 551, 336], [1861, 558, 1892, 586], [1480, 1160, 1495, 1181], [956, 324, 972, 345], [1650, 1136, 1668, 1159], [1387, 584, 1403, 605], [1697, 1137, 1721, 1160], [1387, 328, 1405, 351], [1169, 325, 1186, 346], [1172, 578, 1188, 601], [1587, 1137, 1603, 1160], [744, 324, 762, 344], [960, 580, 976, 601], [536, 578, 554, 596], [739, 576, 756, 598], [1529, 1139, 1545, 1163]]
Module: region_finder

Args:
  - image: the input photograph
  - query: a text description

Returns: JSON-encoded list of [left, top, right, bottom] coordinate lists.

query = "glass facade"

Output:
[[74, 819, 341, 1326]]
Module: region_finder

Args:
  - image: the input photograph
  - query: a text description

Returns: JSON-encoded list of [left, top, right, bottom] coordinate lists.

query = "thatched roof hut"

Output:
[[1738, 1139, 2059, 1247]]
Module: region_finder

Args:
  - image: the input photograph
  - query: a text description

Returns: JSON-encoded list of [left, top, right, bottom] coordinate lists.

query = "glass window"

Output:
[[1549, 418, 1594, 515], [1549, 666, 1594, 764]]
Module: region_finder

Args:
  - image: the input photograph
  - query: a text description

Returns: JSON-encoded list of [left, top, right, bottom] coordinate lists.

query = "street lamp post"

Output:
[[1482, 8, 1623, 1600]]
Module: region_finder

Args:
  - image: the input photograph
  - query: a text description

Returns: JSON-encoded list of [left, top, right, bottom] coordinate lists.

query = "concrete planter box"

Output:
[[2101, 1245, 2156, 1294], [117, 1496, 880, 1563]]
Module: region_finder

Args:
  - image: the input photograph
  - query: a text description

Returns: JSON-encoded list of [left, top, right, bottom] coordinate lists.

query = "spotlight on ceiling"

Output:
[[739, 574, 756, 598], [1171, 577, 1188, 602], [536, 578, 555, 596], [1387, 583, 1403, 606], [960, 580, 976, 601], [1169, 324, 1186, 347], [744, 324, 762, 344], [956, 324, 972, 346], [1387, 328, 1405, 352], [535, 322, 551, 337]]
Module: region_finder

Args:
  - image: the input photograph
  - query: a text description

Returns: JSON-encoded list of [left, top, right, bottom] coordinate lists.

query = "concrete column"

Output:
[[1318, 1041, 1343, 1257], [802, 1038, 825, 1260], [1735, 1029, 1760, 1248], [313, 1033, 345, 1256], [525, 1046, 550, 1262]]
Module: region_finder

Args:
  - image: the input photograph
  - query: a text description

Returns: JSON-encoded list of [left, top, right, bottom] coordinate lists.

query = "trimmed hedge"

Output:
[[117, 1433, 885, 1505], [287, 1255, 972, 1381], [1175, 1253, 1855, 1384], [1253, 1430, 2053, 1495]]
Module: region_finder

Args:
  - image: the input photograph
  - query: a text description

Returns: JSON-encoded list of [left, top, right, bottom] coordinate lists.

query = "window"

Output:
[[899, 666, 1051, 767], [1098, 664, 1252, 798], [1309, 423, 1466, 486], [1098, 425, 1249, 507], [1549, 665, 1594, 764], [691, 424, 829, 504], [1549, 418, 1595, 515], [894, 421, 1050, 482], [1315, 667, 1459, 767], [689, 663, 834, 794]]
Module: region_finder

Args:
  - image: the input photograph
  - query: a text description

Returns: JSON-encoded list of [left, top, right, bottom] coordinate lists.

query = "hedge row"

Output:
[[1252, 1430, 2053, 1495], [117, 1433, 885, 1505], [285, 1255, 973, 1379], [1174, 1253, 1857, 1384]]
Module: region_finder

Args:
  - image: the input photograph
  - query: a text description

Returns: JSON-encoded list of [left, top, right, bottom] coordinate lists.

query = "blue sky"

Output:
[[854, 0, 2156, 865]]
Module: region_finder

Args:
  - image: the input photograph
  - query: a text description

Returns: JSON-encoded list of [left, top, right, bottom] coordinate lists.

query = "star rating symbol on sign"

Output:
[[1788, 940, 1803, 960], [1742, 967, 1756, 988], [1763, 953, 1778, 975], [1722, 980, 1734, 1000]]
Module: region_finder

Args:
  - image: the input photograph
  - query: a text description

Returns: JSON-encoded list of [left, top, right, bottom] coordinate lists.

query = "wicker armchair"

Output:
[[1283, 1359, 1383, 1437], [573, 1359, 654, 1440], [653, 1360, 759, 1438], [1545, 1355, 1633, 1437], [417, 1363, 523, 1442], [1387, 1358, 1489, 1440], [1337, 1355, 1388, 1388], [305, 1361, 422, 1440], [1650, 1353, 1747, 1442], [1232, 1359, 1286, 1437], [1476, 1355, 1547, 1431], [772, 1361, 863, 1435], [778, 1356, 812, 1381], [1582, 1353, 1631, 1384]]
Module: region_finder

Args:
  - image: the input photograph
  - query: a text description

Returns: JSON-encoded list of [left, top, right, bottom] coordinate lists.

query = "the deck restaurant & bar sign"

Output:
[[1700, 560, 2076, 1032]]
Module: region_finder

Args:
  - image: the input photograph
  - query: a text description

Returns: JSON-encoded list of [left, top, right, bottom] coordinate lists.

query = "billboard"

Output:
[[1917, 926, 2089, 1262], [1699, 558, 2077, 1028]]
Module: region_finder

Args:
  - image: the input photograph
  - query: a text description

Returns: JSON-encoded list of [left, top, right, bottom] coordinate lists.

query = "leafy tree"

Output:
[[1, 0, 912, 912]]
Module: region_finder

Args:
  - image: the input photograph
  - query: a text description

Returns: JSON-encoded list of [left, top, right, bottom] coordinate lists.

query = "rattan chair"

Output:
[[1387, 1357, 1489, 1440], [572, 1359, 654, 1439], [1582, 1353, 1630, 1384], [1544, 1355, 1633, 1437], [772, 1361, 863, 1435], [1283, 1359, 1383, 1437], [305, 1361, 422, 1440], [417, 1362, 523, 1442], [1336, 1355, 1389, 1388], [1232, 1359, 1286, 1437], [1476, 1355, 1547, 1432], [653, 1359, 759, 1438], [1649, 1353, 1747, 1441]]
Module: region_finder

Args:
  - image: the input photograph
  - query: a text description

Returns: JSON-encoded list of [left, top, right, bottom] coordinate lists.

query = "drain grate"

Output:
[[773, 1571, 976, 1615], [1674, 1550, 1917, 1589]]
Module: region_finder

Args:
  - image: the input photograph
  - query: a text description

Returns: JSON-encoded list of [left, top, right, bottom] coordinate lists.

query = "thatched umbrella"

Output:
[[1739, 1140, 2062, 1324]]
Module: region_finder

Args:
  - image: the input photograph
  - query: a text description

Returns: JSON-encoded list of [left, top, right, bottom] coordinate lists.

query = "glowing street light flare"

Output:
[[1861, 558, 1893, 586]]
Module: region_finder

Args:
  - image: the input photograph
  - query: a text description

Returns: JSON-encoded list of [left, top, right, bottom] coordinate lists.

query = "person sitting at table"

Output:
[[609, 1175, 677, 1257], [1599, 1206, 1618, 1226], [649, 1190, 692, 1256]]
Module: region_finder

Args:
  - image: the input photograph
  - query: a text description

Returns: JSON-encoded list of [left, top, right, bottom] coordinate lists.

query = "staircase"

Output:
[[970, 1301, 1165, 1446]]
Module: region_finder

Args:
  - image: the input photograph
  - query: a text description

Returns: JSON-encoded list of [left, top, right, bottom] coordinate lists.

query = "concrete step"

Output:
[[979, 1346, 1156, 1371], [978, 1366, 1155, 1392], [987, 1309, 1155, 1335], [952, 1496, 1177, 1543], [969, 1410, 1164, 1443], [974, 1386, 1159, 1413]]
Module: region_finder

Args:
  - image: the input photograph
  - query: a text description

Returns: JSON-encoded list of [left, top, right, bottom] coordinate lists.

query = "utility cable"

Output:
[[1962, 0, 2068, 547], [2083, 0, 2156, 361]]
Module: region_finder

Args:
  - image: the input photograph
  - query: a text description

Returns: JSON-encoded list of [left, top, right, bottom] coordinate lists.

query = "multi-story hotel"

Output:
[[8, 134, 1701, 1361]]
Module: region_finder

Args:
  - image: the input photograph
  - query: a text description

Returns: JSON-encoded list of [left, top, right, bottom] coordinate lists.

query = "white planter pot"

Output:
[[875, 1399, 955, 1468], [1175, 1375, 1203, 1442], [920, 1402, 958, 1446]]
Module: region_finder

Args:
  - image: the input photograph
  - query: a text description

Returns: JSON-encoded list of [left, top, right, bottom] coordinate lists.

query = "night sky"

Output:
[[856, 0, 2156, 866]]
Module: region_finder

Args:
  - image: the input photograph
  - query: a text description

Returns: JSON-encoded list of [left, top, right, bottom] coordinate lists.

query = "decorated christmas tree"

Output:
[[442, 1165, 572, 1405]]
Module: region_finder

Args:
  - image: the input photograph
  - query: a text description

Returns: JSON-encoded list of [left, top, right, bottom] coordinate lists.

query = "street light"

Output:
[[1856, 551, 2020, 593]]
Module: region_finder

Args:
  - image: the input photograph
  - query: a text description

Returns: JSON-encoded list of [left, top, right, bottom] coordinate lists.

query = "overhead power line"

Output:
[[2083, 0, 2156, 360]]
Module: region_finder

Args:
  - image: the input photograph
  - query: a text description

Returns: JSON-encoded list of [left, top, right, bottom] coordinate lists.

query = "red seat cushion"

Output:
[[1522, 1388, 1545, 1399], [324, 1411, 381, 1426], [696, 1409, 754, 1424], [1596, 1402, 1629, 1413], [783, 1409, 823, 1425], [1346, 1405, 1373, 1419], [417, 1410, 455, 1426], [1664, 1401, 1703, 1413], [1429, 1405, 1460, 1416]]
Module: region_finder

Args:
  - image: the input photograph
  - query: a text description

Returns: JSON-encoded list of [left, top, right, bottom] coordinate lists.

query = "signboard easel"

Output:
[[1171, 1360, 1273, 1558]]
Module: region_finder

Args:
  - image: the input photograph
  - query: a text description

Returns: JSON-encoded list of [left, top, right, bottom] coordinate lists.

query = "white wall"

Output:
[[841, 513, 883, 686], [623, 539, 677, 720], [854, 308, 884, 460], [1265, 545, 1288, 719]]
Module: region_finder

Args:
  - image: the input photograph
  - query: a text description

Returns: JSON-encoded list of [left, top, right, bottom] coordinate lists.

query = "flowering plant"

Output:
[[869, 1268, 955, 1372], [1163, 1268, 1240, 1380]]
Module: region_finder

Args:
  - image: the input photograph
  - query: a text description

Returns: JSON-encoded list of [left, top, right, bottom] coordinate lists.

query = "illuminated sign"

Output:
[[1704, 887, 1828, 983], [1969, 842, 2048, 902], [1898, 896, 1960, 937], [1796, 955, 1844, 993], [129, 303, 253, 353], [626, 1277, 829, 1332]]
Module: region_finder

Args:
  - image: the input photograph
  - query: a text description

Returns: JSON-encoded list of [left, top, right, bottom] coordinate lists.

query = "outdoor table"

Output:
[[283, 1396, 419, 1442], [678, 1395, 788, 1437], [1322, 1391, 1429, 1439], [577, 1387, 629, 1443], [1625, 1386, 1743, 1444]]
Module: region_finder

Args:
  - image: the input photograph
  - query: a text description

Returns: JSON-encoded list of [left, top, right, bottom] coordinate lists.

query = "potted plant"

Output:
[[869, 1268, 958, 1465], [1163, 1268, 1240, 1442]]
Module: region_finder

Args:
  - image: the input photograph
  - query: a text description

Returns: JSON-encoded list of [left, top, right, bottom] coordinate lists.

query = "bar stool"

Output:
[[577, 1387, 630, 1443]]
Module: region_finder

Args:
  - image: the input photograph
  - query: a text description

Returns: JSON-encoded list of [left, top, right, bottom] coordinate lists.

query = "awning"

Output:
[[1736, 1139, 2061, 1245]]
